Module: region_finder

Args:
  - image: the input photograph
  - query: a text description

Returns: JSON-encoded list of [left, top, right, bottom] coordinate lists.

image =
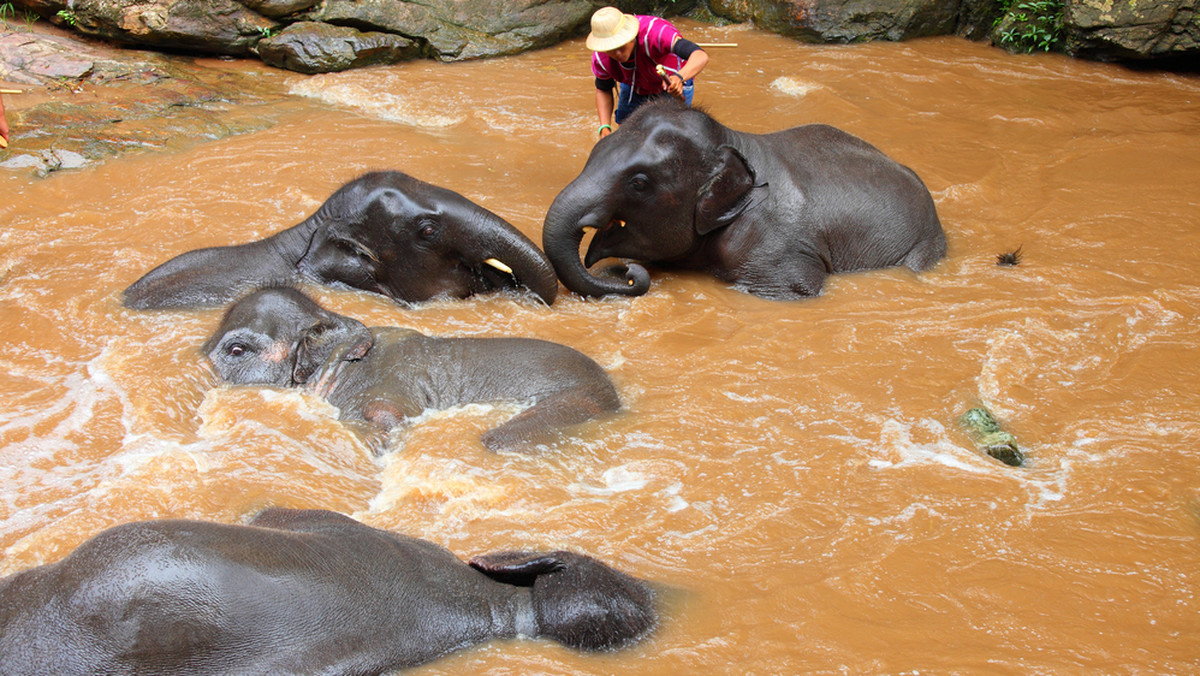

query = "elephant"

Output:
[[0, 508, 657, 675], [123, 171, 559, 309], [203, 286, 620, 452], [542, 97, 947, 300]]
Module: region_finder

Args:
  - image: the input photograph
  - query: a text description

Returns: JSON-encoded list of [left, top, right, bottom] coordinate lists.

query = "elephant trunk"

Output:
[[541, 192, 650, 298], [479, 218, 560, 305]]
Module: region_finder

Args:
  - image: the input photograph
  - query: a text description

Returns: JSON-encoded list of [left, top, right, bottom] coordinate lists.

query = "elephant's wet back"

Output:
[[3, 22, 1200, 676]]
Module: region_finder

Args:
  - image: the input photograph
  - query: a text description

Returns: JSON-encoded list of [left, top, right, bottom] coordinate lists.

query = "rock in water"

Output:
[[960, 407, 1024, 467]]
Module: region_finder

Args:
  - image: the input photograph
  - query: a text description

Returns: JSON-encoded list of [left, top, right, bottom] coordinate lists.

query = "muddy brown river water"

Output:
[[2, 21, 1200, 673]]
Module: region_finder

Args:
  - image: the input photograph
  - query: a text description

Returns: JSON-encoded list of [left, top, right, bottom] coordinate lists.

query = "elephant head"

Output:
[[203, 286, 374, 387], [469, 549, 657, 651], [542, 98, 762, 298], [297, 171, 559, 304]]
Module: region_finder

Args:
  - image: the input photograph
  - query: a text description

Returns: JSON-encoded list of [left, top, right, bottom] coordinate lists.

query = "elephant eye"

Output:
[[417, 219, 438, 241], [225, 342, 247, 357], [629, 174, 650, 192]]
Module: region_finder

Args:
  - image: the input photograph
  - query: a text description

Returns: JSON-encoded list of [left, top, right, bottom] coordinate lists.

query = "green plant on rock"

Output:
[[994, 0, 1063, 53], [1, 3, 15, 23], [56, 8, 78, 27]]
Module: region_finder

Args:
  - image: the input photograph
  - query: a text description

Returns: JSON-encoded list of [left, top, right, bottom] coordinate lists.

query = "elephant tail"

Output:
[[469, 550, 657, 651]]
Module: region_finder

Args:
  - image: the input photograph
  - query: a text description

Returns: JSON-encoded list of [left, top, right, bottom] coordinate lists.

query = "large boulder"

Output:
[[237, 0, 322, 20], [6, 0, 1197, 69], [706, 0, 962, 42], [16, 0, 275, 55], [256, 21, 419, 73], [10, 0, 597, 69], [300, 0, 594, 61], [1062, 0, 1200, 61]]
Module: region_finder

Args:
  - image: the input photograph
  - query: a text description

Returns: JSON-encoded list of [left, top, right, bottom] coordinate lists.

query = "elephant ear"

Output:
[[694, 145, 763, 236]]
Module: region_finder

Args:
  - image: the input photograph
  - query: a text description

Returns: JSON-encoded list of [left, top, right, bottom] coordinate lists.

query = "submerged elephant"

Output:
[[0, 508, 657, 674], [123, 171, 559, 309], [542, 98, 946, 300], [204, 286, 620, 451]]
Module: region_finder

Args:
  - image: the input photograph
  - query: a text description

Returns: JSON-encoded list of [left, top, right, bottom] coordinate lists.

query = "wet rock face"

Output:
[[12, 0, 596, 71], [1063, 0, 1200, 61], [256, 22, 419, 74], [0, 29, 291, 176], [237, 0, 323, 20], [707, 0, 961, 43], [18, 0, 273, 55], [703, 0, 1198, 61], [5, 0, 1196, 73], [301, 0, 595, 61]]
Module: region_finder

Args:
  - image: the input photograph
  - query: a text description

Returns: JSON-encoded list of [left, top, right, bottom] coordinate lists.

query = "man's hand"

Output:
[[663, 73, 684, 99]]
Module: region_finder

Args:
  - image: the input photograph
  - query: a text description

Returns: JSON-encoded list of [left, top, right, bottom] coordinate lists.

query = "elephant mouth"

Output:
[[583, 218, 627, 268], [587, 218, 627, 236], [467, 257, 522, 293]]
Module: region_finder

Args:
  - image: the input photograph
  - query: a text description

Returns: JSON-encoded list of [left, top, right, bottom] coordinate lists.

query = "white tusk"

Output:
[[483, 258, 514, 275], [617, 219, 626, 228]]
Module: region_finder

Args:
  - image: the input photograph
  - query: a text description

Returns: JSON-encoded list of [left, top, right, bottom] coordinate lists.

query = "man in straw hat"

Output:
[[587, 6, 708, 139]]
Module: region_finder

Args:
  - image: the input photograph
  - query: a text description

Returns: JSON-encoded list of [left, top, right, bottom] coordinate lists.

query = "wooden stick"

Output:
[[0, 89, 23, 94], [696, 43, 738, 48]]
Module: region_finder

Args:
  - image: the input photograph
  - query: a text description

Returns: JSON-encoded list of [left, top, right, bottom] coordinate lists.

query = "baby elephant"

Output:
[[203, 286, 620, 451], [0, 508, 658, 674]]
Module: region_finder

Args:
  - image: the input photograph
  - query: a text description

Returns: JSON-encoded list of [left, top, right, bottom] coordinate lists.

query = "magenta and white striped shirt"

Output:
[[591, 15, 686, 96]]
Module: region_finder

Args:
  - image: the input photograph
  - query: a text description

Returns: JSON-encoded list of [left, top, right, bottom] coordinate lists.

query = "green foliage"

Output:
[[1, 2, 38, 32], [994, 0, 1063, 53], [56, 8, 78, 27]]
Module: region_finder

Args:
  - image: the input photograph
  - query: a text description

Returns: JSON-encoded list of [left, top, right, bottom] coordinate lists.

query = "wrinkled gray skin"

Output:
[[0, 508, 657, 675], [203, 287, 620, 452], [542, 98, 947, 300], [123, 171, 559, 309]]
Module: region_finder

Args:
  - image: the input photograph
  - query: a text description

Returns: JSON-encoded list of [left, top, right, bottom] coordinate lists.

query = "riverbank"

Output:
[[0, 25, 304, 176]]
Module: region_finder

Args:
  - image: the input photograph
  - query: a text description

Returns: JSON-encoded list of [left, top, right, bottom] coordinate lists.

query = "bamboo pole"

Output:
[[696, 43, 738, 48], [0, 89, 22, 94]]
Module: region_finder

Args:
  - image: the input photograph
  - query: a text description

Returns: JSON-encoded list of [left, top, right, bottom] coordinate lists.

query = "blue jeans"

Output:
[[614, 81, 695, 124]]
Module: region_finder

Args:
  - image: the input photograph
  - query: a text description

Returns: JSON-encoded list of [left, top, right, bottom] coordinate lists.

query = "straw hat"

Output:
[[586, 7, 638, 52]]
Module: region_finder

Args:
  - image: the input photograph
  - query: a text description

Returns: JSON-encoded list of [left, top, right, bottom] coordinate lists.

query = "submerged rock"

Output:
[[960, 407, 1024, 467]]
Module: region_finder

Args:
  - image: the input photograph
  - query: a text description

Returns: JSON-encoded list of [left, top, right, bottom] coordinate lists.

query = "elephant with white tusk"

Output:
[[542, 98, 947, 300], [124, 171, 559, 309]]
